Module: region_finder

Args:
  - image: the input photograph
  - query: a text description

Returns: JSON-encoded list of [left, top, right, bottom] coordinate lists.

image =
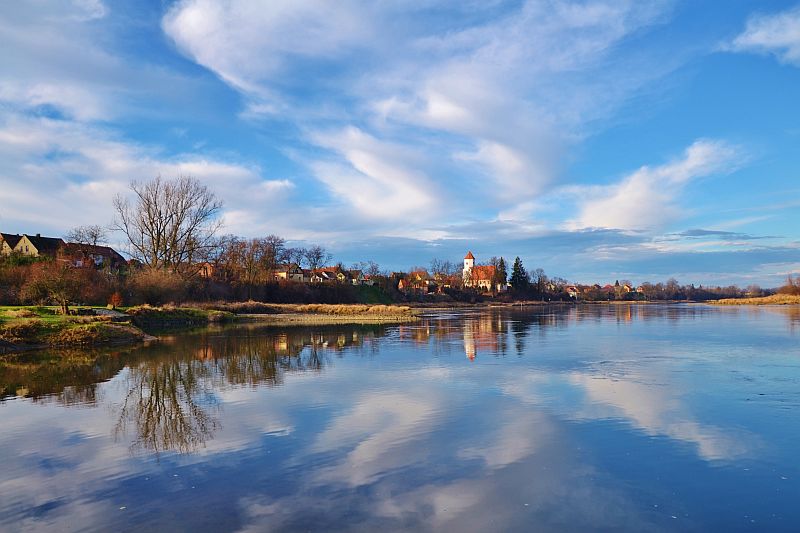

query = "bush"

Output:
[[0, 319, 46, 343], [127, 269, 191, 305]]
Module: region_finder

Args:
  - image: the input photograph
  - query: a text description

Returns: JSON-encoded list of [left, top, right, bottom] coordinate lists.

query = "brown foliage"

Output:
[[778, 275, 800, 296], [126, 268, 191, 305]]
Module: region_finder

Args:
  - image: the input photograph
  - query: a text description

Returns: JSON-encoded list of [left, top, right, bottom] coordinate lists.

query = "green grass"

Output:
[[0, 306, 62, 325], [0, 306, 146, 349]]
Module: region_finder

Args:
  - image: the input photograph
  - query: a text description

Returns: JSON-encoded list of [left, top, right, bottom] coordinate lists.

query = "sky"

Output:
[[1, 0, 799, 287]]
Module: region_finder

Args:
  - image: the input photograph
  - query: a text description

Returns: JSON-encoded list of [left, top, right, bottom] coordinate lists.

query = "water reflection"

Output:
[[1, 305, 800, 531]]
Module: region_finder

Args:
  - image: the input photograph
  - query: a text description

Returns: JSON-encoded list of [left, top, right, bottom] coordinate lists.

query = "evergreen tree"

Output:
[[497, 257, 507, 285], [509, 256, 529, 293]]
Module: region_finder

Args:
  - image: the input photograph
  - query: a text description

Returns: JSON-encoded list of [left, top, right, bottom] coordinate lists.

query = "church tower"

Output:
[[463, 251, 475, 283]]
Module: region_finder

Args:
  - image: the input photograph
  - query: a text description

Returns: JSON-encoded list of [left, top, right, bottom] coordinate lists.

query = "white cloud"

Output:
[[729, 6, 800, 66], [70, 0, 107, 21], [309, 127, 438, 222], [0, 112, 293, 238], [567, 139, 742, 231], [162, 0, 371, 97], [162, 0, 677, 221]]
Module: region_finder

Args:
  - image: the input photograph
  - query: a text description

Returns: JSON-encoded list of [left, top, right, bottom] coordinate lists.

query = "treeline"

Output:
[[1, 175, 788, 310], [0, 242, 385, 309], [482, 256, 777, 302]]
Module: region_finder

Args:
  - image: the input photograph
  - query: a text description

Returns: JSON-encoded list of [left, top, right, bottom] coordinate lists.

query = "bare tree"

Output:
[[304, 245, 332, 271], [113, 176, 222, 272], [66, 225, 108, 246], [352, 260, 381, 278], [21, 262, 84, 314], [262, 235, 287, 274], [285, 247, 307, 267], [430, 258, 457, 276]]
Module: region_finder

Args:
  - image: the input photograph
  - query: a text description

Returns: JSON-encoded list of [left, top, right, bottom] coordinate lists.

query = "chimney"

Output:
[[36, 233, 41, 238]]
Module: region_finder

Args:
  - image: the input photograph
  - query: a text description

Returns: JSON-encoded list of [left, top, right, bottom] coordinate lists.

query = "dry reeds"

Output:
[[3, 309, 38, 318], [713, 294, 800, 306], [287, 304, 413, 316]]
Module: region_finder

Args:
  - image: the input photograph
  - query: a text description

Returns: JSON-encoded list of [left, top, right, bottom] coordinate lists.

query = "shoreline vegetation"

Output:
[[710, 294, 800, 306], [0, 303, 422, 353], [4, 295, 800, 353]]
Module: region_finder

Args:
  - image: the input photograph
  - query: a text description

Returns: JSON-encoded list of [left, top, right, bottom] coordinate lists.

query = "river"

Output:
[[1, 304, 799, 531]]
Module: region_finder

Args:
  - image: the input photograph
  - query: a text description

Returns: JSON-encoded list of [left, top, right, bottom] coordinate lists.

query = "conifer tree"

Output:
[[509, 256, 529, 293], [497, 257, 507, 285]]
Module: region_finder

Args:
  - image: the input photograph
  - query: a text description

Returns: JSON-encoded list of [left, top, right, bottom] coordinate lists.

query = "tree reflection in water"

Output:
[[112, 324, 386, 455], [115, 355, 220, 455]]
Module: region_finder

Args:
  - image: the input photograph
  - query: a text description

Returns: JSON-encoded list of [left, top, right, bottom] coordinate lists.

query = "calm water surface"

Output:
[[1, 304, 799, 532]]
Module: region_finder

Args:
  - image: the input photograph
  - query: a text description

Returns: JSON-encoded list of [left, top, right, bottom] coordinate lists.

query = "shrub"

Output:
[[126, 269, 190, 305], [0, 319, 46, 343], [108, 291, 124, 309]]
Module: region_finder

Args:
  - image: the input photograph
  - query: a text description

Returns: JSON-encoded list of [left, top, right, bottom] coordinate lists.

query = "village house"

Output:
[[566, 285, 579, 298], [348, 269, 364, 286], [402, 270, 434, 293], [273, 263, 305, 283], [0, 233, 22, 255], [59, 242, 127, 270], [3, 233, 64, 259], [1, 231, 126, 270], [462, 252, 506, 293]]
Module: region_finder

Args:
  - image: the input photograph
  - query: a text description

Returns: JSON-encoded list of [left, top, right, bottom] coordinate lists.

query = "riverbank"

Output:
[[711, 294, 800, 306], [0, 308, 149, 353], [0, 303, 422, 351], [233, 303, 420, 326], [0, 305, 235, 353]]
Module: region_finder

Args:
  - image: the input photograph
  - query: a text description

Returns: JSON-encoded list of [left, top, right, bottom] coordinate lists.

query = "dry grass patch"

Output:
[[0, 319, 48, 343], [3, 309, 38, 319], [288, 304, 414, 315], [712, 294, 800, 306]]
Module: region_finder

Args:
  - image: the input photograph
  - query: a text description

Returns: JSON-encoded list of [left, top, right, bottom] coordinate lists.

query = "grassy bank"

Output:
[[0, 307, 147, 352], [711, 294, 800, 306], [197, 301, 420, 325], [127, 305, 234, 331]]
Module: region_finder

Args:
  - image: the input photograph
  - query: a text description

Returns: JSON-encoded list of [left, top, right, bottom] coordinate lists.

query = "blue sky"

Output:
[[1, 0, 799, 286]]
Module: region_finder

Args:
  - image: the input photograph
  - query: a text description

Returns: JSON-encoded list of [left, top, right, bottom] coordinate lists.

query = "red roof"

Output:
[[471, 265, 496, 281], [464, 251, 475, 260]]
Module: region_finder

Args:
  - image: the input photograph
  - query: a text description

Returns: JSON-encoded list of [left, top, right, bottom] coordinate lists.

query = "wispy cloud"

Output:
[[0, 111, 293, 237], [567, 140, 743, 231], [727, 5, 800, 66], [162, 0, 676, 222]]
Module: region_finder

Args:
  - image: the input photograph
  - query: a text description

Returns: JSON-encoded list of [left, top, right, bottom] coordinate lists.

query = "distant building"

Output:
[[1, 231, 126, 270], [10, 233, 64, 258], [274, 263, 304, 282], [59, 242, 127, 269], [0, 233, 22, 255], [462, 251, 506, 292], [566, 285, 579, 298]]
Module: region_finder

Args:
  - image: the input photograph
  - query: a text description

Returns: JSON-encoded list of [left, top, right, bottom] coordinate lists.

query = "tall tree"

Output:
[[489, 256, 507, 292], [304, 245, 331, 271], [113, 175, 223, 272], [285, 247, 307, 267], [21, 262, 85, 314], [66, 225, 108, 246], [497, 257, 507, 285], [509, 257, 530, 294], [262, 235, 287, 274], [532, 268, 547, 297]]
